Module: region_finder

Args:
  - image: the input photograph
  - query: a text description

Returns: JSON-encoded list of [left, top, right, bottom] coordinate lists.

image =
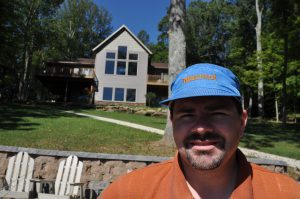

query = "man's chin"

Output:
[[185, 149, 225, 170]]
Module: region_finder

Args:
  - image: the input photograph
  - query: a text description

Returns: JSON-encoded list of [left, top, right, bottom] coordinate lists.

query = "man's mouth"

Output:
[[184, 132, 225, 151], [188, 139, 219, 151]]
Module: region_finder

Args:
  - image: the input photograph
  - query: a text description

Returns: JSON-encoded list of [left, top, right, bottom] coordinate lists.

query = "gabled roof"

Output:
[[92, 25, 152, 55]]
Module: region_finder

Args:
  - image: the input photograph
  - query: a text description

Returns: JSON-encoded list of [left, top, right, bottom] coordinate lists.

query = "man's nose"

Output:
[[191, 117, 213, 133]]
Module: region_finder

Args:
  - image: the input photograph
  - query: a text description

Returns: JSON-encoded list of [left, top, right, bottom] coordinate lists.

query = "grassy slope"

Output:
[[0, 104, 299, 159]]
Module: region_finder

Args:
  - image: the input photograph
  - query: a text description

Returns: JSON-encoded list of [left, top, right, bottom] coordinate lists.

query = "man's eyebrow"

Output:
[[205, 103, 229, 111], [174, 107, 195, 113]]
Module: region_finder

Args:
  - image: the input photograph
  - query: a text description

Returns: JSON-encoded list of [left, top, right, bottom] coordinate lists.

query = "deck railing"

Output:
[[147, 74, 168, 85], [41, 66, 95, 78]]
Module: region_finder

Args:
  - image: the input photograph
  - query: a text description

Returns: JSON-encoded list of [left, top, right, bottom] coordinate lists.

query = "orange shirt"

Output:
[[100, 150, 300, 199]]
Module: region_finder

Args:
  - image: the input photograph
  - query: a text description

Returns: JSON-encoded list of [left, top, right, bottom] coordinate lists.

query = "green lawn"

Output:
[[240, 120, 300, 159], [0, 104, 174, 156], [0, 104, 299, 160]]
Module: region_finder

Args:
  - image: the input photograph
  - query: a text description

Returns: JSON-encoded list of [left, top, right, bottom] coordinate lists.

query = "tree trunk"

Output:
[[162, 0, 186, 146], [255, 0, 264, 117], [17, 1, 37, 101], [275, 94, 279, 122], [18, 43, 31, 101], [248, 92, 253, 118], [281, 11, 288, 124]]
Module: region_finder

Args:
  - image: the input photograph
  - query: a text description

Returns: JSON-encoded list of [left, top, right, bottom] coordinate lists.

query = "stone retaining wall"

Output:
[[0, 146, 169, 185], [0, 145, 295, 188]]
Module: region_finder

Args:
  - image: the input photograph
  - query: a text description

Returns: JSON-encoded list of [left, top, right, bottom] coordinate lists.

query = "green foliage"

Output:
[[148, 42, 168, 63], [185, 0, 236, 65], [145, 92, 157, 107], [182, 0, 299, 118], [0, 0, 113, 101], [148, 13, 169, 63], [157, 15, 169, 45], [137, 30, 150, 46], [0, 0, 63, 101], [49, 0, 113, 59]]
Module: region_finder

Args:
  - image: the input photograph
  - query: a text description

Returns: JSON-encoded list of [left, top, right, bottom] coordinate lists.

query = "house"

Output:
[[37, 25, 168, 106], [93, 25, 155, 106]]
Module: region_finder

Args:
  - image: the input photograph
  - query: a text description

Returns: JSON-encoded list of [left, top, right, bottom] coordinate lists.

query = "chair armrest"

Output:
[[30, 178, 55, 184], [69, 182, 84, 186], [30, 178, 56, 194], [69, 182, 85, 199]]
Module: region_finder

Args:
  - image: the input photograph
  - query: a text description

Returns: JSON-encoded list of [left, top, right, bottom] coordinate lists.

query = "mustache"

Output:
[[185, 132, 224, 142]]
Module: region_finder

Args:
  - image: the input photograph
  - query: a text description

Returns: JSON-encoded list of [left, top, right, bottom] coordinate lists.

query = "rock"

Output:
[[0, 153, 8, 176], [152, 112, 166, 117], [126, 162, 147, 171], [82, 160, 105, 182], [135, 110, 147, 115], [145, 110, 155, 116], [34, 156, 59, 179]]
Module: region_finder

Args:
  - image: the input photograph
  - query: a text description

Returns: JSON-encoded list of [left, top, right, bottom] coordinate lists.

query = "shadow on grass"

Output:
[[241, 119, 300, 149], [0, 103, 78, 131]]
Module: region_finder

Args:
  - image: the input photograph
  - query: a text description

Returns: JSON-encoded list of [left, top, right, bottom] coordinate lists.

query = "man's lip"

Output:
[[189, 140, 218, 145], [188, 140, 219, 150]]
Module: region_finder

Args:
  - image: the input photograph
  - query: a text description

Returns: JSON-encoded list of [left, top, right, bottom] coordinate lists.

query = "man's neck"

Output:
[[181, 155, 238, 199]]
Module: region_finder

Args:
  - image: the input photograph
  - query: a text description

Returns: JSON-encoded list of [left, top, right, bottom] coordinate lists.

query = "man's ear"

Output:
[[240, 110, 248, 138], [169, 109, 173, 121]]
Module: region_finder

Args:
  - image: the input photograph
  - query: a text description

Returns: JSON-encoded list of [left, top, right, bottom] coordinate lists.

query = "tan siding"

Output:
[[104, 31, 146, 52], [94, 31, 149, 104]]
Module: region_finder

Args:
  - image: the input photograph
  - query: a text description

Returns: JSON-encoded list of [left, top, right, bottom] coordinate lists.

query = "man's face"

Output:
[[171, 96, 247, 170]]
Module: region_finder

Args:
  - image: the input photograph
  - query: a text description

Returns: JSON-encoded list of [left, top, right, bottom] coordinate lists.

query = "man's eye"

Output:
[[180, 114, 194, 118], [212, 112, 227, 116]]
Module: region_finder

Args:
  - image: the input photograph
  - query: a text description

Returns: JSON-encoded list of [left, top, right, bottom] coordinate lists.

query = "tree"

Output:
[[268, 0, 299, 123], [0, 0, 113, 102], [137, 30, 150, 46], [162, 0, 186, 146], [255, 0, 264, 117], [145, 92, 156, 107], [261, 33, 283, 121], [185, 0, 234, 66], [148, 14, 169, 63], [49, 0, 112, 59], [4, 0, 64, 101], [227, 0, 257, 115], [0, 0, 21, 100]]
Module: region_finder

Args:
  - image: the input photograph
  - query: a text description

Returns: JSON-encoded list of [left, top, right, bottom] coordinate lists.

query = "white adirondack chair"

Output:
[[35, 155, 84, 199], [0, 151, 34, 199]]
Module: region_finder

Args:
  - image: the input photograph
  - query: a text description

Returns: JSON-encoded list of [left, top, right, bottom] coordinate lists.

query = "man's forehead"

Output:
[[172, 96, 235, 110]]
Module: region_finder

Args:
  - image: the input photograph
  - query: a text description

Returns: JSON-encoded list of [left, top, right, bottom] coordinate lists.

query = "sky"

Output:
[[94, 0, 191, 43]]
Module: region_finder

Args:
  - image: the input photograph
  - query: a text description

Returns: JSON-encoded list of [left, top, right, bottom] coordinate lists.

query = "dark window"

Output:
[[129, 53, 138, 60], [105, 60, 114, 74], [126, 89, 136, 102], [103, 87, 113, 100], [106, 52, 115, 59], [116, 61, 126, 75], [118, 46, 127, 59], [115, 88, 124, 101], [128, 62, 137, 76]]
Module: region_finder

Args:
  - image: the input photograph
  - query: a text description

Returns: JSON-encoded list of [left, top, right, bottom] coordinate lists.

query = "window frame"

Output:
[[103, 48, 139, 76], [126, 88, 136, 102], [102, 87, 113, 101], [114, 88, 125, 101]]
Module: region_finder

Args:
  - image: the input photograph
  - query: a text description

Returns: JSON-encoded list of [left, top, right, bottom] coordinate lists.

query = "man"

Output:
[[100, 63, 300, 198]]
